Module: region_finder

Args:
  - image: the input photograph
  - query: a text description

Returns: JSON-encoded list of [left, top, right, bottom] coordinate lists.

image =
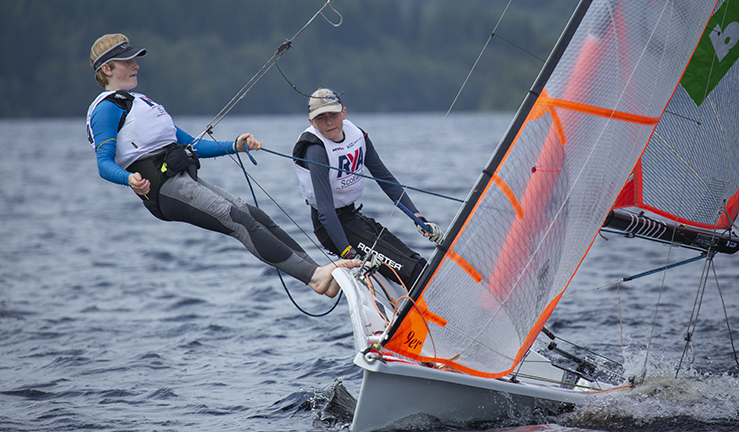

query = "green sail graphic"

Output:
[[682, 0, 739, 107]]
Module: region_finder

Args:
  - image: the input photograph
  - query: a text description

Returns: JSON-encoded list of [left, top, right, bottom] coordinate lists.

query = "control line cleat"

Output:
[[362, 253, 383, 276]]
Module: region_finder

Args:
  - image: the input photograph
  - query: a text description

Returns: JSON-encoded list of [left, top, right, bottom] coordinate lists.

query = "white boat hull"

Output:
[[351, 351, 587, 432], [333, 268, 597, 431]]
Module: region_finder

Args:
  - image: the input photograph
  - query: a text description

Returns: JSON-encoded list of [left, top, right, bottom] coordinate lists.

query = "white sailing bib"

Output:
[[86, 91, 177, 169], [295, 120, 366, 208]]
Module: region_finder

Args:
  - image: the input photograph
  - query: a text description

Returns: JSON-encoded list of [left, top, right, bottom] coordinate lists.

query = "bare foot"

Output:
[[324, 278, 341, 298], [309, 259, 362, 297]]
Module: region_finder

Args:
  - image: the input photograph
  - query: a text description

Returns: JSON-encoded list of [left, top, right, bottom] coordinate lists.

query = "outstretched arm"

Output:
[[175, 128, 261, 158]]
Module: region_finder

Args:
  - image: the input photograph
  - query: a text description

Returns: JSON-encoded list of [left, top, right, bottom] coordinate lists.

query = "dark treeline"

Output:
[[0, 0, 577, 118]]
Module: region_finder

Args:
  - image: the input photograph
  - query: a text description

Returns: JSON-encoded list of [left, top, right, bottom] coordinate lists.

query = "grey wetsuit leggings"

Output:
[[156, 171, 318, 284]]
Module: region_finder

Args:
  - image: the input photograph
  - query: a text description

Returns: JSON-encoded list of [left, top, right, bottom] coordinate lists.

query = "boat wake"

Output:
[[558, 353, 739, 431]]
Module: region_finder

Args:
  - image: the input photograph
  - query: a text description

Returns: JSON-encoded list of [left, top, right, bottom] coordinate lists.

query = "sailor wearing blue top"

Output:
[[86, 34, 359, 297], [293, 88, 445, 288]]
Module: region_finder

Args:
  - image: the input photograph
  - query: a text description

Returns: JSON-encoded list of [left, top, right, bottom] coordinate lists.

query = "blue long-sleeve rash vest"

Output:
[[90, 99, 236, 186]]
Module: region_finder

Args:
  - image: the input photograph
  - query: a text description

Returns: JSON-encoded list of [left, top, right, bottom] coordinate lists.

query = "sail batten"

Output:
[[539, 97, 662, 125], [384, 0, 722, 378]]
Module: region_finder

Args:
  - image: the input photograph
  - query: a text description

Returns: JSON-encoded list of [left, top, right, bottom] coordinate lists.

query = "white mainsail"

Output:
[[382, 0, 721, 378]]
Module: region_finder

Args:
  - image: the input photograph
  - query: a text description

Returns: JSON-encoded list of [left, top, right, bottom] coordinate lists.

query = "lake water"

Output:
[[1, 113, 737, 432]]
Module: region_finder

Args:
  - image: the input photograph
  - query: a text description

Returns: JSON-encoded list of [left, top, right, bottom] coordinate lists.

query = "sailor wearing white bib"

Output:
[[293, 88, 444, 288], [87, 34, 359, 298], [294, 119, 366, 209], [87, 90, 177, 170]]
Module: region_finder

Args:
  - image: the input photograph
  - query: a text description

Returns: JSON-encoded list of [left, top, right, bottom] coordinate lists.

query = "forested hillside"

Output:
[[0, 0, 577, 118]]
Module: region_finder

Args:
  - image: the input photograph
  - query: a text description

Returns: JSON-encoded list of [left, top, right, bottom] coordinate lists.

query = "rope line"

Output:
[[260, 147, 465, 203], [236, 152, 343, 318], [233, 150, 343, 317]]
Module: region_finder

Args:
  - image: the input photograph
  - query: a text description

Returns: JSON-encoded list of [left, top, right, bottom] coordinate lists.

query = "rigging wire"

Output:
[[275, 60, 344, 100], [674, 205, 729, 376], [676, 250, 713, 376], [194, 1, 346, 317], [617, 281, 624, 347], [669, 0, 736, 377], [493, 34, 546, 63], [714, 206, 739, 368], [711, 259, 739, 368], [191, 0, 342, 146], [636, 0, 731, 382], [359, 0, 519, 297], [333, 0, 517, 281]]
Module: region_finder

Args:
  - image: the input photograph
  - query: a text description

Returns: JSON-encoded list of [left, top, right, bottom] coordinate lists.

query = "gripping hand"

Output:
[[416, 216, 445, 245]]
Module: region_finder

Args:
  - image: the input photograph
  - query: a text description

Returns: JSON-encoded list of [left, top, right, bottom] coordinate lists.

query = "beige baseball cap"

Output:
[[308, 88, 343, 120]]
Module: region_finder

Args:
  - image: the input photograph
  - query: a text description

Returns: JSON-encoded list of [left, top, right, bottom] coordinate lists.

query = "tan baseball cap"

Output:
[[308, 88, 343, 120]]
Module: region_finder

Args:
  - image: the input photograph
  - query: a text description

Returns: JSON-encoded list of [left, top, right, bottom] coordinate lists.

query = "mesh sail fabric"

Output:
[[615, 0, 739, 230], [384, 0, 718, 378]]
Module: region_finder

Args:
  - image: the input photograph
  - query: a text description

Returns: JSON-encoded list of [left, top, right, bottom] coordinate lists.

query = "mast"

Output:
[[385, 0, 594, 345]]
